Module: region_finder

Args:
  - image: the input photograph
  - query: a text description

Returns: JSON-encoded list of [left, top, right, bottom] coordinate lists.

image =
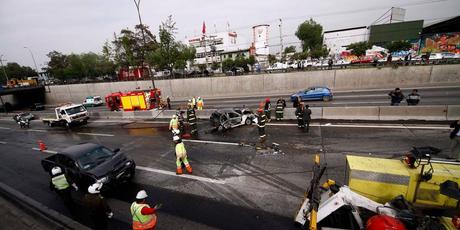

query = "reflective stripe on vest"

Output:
[[52, 174, 69, 190], [131, 202, 156, 230]]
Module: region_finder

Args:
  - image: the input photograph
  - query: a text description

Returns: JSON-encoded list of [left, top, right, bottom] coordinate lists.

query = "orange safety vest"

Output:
[[131, 202, 157, 230]]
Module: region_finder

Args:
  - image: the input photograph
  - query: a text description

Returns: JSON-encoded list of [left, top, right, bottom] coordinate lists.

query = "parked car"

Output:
[[30, 103, 45, 111], [41, 143, 136, 190], [226, 67, 245, 76], [83, 96, 104, 107], [210, 108, 257, 131], [333, 59, 351, 67], [291, 86, 333, 102], [13, 112, 35, 122], [265, 62, 288, 73]]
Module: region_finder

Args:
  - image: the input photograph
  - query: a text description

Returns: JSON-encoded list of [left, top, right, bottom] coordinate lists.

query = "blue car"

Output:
[[291, 87, 333, 102]]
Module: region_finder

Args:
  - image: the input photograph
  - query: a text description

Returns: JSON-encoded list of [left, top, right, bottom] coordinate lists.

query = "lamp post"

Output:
[[0, 55, 9, 83], [24, 46, 40, 78]]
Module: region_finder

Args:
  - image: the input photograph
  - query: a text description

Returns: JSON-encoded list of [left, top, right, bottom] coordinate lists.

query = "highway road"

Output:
[[0, 118, 454, 229]]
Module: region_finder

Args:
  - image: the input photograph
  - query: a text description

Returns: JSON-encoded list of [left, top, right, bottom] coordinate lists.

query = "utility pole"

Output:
[[0, 55, 9, 83], [133, 0, 155, 87], [279, 18, 283, 61], [24, 47, 40, 78]]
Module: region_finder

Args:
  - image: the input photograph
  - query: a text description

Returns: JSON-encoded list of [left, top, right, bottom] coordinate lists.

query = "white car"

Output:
[[265, 62, 289, 73], [83, 96, 103, 107]]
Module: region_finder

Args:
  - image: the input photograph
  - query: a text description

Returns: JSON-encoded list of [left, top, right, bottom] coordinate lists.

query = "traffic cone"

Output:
[[38, 140, 47, 151]]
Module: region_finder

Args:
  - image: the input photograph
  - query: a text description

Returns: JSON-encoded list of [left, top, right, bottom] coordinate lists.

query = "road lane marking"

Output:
[[32, 148, 58, 154], [136, 166, 225, 184], [76, 132, 114, 137], [267, 123, 450, 130], [27, 129, 48, 133], [183, 139, 241, 146], [0, 141, 6, 144], [0, 127, 11, 130]]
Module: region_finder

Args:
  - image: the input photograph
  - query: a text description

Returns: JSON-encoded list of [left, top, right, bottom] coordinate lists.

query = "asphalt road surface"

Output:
[[0, 118, 454, 229]]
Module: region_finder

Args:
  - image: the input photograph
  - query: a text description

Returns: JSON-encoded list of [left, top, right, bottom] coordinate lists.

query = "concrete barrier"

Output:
[[379, 105, 448, 121], [45, 64, 460, 104], [447, 105, 460, 120], [323, 106, 379, 120], [283, 107, 322, 120]]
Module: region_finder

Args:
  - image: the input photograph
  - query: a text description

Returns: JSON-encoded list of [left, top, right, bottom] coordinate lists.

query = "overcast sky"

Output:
[[1, 0, 459, 69]]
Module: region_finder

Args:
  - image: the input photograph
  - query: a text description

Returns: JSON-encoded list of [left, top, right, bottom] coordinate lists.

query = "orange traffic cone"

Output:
[[38, 140, 47, 151]]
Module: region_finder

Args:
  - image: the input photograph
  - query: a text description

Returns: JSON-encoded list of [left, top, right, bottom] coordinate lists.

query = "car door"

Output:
[[302, 88, 316, 100], [311, 88, 324, 100], [58, 155, 80, 184]]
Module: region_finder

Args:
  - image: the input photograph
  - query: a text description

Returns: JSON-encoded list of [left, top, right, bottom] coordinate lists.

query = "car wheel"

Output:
[[245, 118, 252, 125], [322, 96, 331, 102]]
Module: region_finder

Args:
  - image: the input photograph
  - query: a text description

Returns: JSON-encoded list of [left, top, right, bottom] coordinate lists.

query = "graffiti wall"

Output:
[[421, 32, 460, 54]]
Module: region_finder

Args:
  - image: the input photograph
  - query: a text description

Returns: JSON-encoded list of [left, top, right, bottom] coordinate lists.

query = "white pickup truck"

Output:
[[42, 104, 89, 128]]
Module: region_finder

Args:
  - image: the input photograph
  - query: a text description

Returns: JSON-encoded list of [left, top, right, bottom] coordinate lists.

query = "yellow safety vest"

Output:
[[175, 142, 187, 158], [131, 202, 157, 230], [51, 174, 70, 190], [170, 118, 178, 129]]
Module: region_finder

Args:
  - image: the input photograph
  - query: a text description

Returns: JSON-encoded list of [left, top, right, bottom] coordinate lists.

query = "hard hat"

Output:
[[188, 99, 191, 102], [172, 114, 177, 119], [173, 135, 180, 141], [136, 190, 148, 199], [88, 182, 103, 194], [265, 98, 270, 102], [51, 166, 62, 176]]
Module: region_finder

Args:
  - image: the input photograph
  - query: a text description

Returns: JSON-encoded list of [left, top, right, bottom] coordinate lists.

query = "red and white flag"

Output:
[[202, 21, 206, 35]]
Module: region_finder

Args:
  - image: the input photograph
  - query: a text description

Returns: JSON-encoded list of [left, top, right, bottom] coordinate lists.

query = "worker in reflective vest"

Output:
[[187, 104, 197, 135], [131, 190, 161, 230], [174, 136, 192, 175], [50, 166, 78, 207], [169, 114, 179, 135], [191, 97, 196, 109], [196, 97, 204, 110], [275, 98, 286, 121]]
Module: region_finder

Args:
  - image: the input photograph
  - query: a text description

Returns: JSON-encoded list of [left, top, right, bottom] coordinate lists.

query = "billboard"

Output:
[[369, 20, 423, 44]]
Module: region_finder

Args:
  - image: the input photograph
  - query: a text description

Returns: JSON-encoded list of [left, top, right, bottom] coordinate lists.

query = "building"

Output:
[[420, 16, 460, 54], [252, 24, 270, 67], [185, 31, 247, 66], [323, 26, 369, 56]]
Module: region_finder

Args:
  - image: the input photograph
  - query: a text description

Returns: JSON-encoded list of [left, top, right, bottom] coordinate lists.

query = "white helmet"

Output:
[[172, 129, 180, 135], [51, 166, 62, 176], [136, 190, 148, 199], [88, 182, 103, 194], [173, 135, 180, 141], [172, 114, 177, 119]]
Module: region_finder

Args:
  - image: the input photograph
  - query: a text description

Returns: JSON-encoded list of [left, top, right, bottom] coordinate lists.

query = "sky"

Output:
[[0, 0, 459, 70]]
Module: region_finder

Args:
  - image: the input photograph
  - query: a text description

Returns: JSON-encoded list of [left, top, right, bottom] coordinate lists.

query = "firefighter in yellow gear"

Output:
[[173, 136, 192, 175], [131, 190, 161, 230], [169, 114, 179, 134], [191, 97, 197, 109], [196, 97, 204, 110]]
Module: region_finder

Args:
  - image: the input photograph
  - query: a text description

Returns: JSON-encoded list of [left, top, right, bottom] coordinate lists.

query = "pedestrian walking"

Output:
[[131, 190, 161, 230], [256, 108, 267, 149], [50, 166, 78, 209], [388, 88, 405, 106], [406, 89, 421, 106], [275, 98, 286, 121], [304, 104, 312, 133], [264, 98, 271, 122], [174, 136, 192, 175], [197, 97, 204, 110], [83, 182, 113, 230], [295, 103, 305, 130], [187, 103, 198, 135], [166, 96, 171, 110], [449, 119, 460, 161], [328, 58, 333, 70]]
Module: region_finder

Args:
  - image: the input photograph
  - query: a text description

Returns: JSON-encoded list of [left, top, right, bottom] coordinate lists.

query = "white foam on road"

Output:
[[76, 132, 114, 137], [267, 123, 450, 130], [27, 129, 48, 133], [0, 127, 11, 130], [31, 148, 58, 154], [136, 166, 225, 184], [0, 141, 6, 144]]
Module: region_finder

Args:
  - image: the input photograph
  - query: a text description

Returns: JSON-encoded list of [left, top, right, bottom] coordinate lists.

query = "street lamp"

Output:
[[23, 46, 40, 78]]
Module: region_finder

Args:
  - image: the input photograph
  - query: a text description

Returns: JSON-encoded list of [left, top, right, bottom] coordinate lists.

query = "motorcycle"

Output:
[[18, 118, 30, 128]]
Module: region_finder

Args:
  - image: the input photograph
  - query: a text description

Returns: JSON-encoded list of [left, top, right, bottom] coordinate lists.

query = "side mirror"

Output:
[[113, 148, 120, 153]]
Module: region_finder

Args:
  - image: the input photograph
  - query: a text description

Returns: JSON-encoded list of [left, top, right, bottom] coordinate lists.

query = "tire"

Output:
[[245, 118, 252, 125], [322, 96, 331, 102]]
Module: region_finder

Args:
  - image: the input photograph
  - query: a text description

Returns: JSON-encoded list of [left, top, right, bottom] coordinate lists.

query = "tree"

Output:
[[386, 40, 412, 53], [3, 62, 37, 79], [268, 54, 277, 65], [347, 41, 371, 57], [295, 19, 324, 53], [284, 46, 296, 54], [221, 59, 234, 71], [146, 15, 195, 76]]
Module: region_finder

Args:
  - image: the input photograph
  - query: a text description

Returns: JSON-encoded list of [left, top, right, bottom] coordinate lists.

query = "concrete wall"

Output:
[[45, 64, 460, 104]]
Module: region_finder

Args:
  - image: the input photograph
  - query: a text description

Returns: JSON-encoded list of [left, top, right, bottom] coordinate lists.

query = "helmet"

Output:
[[88, 182, 103, 194], [136, 190, 148, 199], [172, 114, 177, 119], [51, 166, 62, 176], [265, 98, 270, 102], [173, 135, 180, 141]]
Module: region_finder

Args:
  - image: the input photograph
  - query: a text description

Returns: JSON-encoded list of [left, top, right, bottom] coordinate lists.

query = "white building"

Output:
[[185, 31, 247, 65], [323, 26, 369, 56]]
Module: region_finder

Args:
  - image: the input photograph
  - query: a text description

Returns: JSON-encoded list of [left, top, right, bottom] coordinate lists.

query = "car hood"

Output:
[[86, 153, 128, 178]]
